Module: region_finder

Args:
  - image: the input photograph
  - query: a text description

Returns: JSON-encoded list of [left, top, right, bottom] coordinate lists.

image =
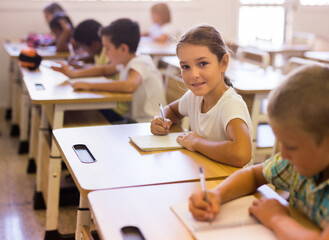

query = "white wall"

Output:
[[0, 0, 328, 108]]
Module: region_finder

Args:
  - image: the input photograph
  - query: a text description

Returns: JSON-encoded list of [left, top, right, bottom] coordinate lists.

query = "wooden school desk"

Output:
[[227, 39, 310, 68], [161, 56, 284, 162], [304, 51, 329, 64], [88, 182, 319, 240], [52, 123, 239, 239], [2, 40, 69, 154], [138, 36, 176, 66], [21, 63, 131, 239]]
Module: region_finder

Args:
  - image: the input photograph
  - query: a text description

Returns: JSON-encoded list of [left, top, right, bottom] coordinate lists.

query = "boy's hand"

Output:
[[51, 62, 74, 78], [151, 115, 172, 135], [71, 82, 91, 91], [176, 132, 203, 151], [249, 198, 289, 229], [189, 190, 220, 221]]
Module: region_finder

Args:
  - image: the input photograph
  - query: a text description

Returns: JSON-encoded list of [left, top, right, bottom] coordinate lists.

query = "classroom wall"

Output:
[[0, 0, 328, 108]]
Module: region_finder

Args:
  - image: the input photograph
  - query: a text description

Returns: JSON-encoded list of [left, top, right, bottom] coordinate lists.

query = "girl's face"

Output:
[[151, 11, 161, 25], [44, 11, 53, 24], [269, 118, 329, 178], [102, 36, 125, 65], [177, 43, 228, 99]]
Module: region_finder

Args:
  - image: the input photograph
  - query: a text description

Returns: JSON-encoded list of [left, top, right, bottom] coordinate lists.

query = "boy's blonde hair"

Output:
[[267, 64, 329, 144], [151, 3, 171, 24]]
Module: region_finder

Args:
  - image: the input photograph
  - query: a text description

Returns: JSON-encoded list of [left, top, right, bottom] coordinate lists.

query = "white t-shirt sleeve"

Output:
[[220, 98, 251, 132]]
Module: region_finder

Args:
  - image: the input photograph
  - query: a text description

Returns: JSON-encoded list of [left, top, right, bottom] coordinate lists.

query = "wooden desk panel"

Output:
[[3, 41, 69, 59], [88, 182, 319, 240], [53, 123, 239, 197], [21, 63, 131, 105], [88, 181, 222, 240]]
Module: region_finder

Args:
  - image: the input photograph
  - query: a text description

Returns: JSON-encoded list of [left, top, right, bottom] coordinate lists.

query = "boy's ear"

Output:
[[119, 43, 130, 53], [220, 53, 229, 72]]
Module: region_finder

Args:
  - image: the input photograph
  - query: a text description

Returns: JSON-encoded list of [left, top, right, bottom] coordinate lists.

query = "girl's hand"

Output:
[[151, 115, 172, 135], [189, 190, 220, 221], [176, 132, 203, 151], [51, 62, 74, 78], [59, 19, 72, 33], [71, 82, 91, 91], [249, 198, 289, 229]]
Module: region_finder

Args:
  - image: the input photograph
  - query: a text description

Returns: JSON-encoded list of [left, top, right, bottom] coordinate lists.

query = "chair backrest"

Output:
[[236, 47, 270, 69], [284, 56, 323, 74], [292, 32, 315, 47]]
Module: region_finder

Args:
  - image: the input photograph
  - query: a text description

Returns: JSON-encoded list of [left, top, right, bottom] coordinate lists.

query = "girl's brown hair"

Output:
[[151, 3, 171, 25], [268, 64, 329, 145], [176, 25, 232, 87]]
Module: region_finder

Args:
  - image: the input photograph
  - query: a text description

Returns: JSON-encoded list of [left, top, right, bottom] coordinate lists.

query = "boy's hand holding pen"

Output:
[[150, 104, 172, 135], [188, 167, 220, 221]]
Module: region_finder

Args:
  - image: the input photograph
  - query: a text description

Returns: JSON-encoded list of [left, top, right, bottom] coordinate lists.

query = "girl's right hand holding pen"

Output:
[[189, 190, 220, 221], [150, 115, 172, 135]]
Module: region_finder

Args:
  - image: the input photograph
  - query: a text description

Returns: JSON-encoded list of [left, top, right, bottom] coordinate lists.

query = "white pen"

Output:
[[199, 167, 209, 203], [159, 103, 166, 122], [68, 42, 75, 57]]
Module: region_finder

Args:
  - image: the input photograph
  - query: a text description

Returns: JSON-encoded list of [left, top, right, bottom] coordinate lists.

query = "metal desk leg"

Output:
[[18, 85, 30, 154], [44, 105, 64, 239], [10, 62, 19, 136], [27, 105, 38, 173], [76, 196, 91, 240], [34, 105, 48, 210]]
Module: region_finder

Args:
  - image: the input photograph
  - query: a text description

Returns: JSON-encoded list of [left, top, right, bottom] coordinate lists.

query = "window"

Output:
[[238, 0, 286, 44]]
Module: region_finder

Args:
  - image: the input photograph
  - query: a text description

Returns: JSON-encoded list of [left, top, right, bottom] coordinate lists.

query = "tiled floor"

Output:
[[0, 108, 78, 240]]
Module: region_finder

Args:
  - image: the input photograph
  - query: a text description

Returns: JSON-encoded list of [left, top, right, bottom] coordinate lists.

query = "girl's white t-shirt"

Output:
[[178, 88, 253, 141], [148, 23, 178, 41]]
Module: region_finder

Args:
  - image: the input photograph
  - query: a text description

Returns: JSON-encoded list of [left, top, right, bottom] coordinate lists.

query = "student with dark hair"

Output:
[[43, 2, 65, 24], [52, 18, 166, 123], [49, 12, 73, 52]]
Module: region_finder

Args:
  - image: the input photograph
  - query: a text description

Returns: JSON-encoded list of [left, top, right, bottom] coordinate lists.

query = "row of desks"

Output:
[[2, 39, 322, 239]]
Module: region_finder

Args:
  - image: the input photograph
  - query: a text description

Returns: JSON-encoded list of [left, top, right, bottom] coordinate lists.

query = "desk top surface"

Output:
[[137, 37, 176, 56], [88, 181, 319, 240], [53, 123, 239, 196], [227, 39, 310, 54], [304, 51, 329, 63], [20, 61, 132, 104], [3, 41, 70, 59], [162, 56, 284, 94]]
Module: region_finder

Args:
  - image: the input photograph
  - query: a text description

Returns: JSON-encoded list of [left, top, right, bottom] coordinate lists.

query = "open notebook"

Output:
[[129, 132, 185, 152], [171, 195, 277, 240]]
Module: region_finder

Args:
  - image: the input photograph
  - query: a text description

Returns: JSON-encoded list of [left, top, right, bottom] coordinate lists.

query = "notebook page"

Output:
[[195, 224, 277, 240], [171, 195, 258, 233], [129, 132, 184, 152], [68, 76, 111, 83]]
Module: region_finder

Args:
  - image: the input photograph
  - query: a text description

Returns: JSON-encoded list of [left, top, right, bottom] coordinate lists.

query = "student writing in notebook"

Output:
[[52, 18, 166, 123], [189, 65, 329, 239], [151, 25, 252, 167]]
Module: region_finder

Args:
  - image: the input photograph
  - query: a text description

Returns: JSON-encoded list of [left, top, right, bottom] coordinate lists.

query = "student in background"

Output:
[[52, 18, 167, 123], [189, 65, 329, 239], [151, 25, 252, 167], [66, 18, 126, 120], [49, 12, 74, 52], [143, 3, 177, 43], [70, 19, 108, 65], [43, 2, 65, 24]]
